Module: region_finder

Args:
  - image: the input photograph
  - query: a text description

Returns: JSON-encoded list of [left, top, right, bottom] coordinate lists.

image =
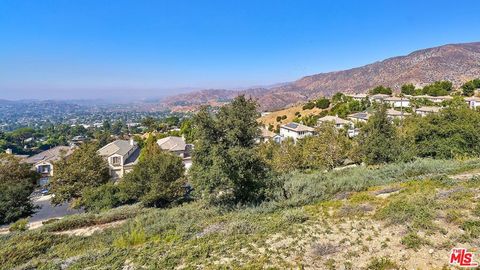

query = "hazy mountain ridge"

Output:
[[159, 42, 480, 111]]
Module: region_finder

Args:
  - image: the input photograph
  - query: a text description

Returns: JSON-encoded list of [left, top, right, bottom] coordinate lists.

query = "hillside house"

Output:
[[157, 136, 192, 158], [316, 115, 354, 129], [347, 93, 368, 101], [413, 95, 453, 103], [386, 109, 411, 120], [280, 122, 315, 142], [384, 96, 411, 108], [370, 94, 391, 103], [256, 127, 282, 143], [415, 106, 442, 116], [97, 139, 140, 179], [157, 136, 194, 170], [348, 112, 371, 123], [465, 96, 480, 109], [24, 146, 75, 186]]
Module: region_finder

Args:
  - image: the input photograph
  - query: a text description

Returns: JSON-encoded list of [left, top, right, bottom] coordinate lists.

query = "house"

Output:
[[348, 112, 371, 123], [24, 146, 75, 186], [370, 94, 391, 103], [157, 136, 195, 170], [256, 127, 282, 143], [316, 115, 354, 129], [465, 96, 480, 109], [386, 109, 411, 120], [384, 96, 411, 108], [157, 136, 191, 158], [347, 93, 368, 101], [413, 95, 453, 103], [97, 139, 140, 179], [415, 106, 441, 116], [279, 122, 315, 142], [70, 135, 88, 146]]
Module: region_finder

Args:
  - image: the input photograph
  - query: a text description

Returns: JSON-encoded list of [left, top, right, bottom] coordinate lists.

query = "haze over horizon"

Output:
[[1, 0, 480, 100]]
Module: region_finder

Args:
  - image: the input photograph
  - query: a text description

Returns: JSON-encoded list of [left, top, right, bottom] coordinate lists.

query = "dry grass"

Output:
[[258, 104, 323, 127]]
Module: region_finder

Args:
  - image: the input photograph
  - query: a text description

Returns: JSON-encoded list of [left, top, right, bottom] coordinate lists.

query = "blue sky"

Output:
[[0, 0, 479, 100]]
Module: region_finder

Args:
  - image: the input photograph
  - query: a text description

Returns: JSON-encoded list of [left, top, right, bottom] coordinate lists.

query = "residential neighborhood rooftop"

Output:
[[98, 140, 137, 157], [24, 146, 74, 164], [348, 112, 371, 120], [415, 106, 442, 113], [281, 122, 315, 132], [317, 115, 352, 125], [386, 109, 411, 116], [157, 136, 187, 152]]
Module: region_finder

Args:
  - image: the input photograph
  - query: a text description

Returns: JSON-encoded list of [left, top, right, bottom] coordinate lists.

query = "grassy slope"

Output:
[[1, 159, 480, 269]]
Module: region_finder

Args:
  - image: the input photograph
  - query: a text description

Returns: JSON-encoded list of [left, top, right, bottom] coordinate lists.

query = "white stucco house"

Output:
[[386, 109, 411, 120], [279, 122, 315, 142], [348, 112, 371, 123], [384, 96, 411, 108], [256, 127, 282, 143], [465, 96, 480, 109], [316, 115, 354, 130], [370, 94, 391, 103], [415, 106, 442, 117], [347, 93, 368, 101]]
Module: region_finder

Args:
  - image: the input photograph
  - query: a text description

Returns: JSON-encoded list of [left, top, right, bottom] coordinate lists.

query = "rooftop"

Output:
[[281, 122, 315, 132], [317, 115, 352, 125], [98, 140, 137, 157], [386, 109, 411, 116], [24, 146, 74, 164], [348, 112, 371, 120], [415, 106, 442, 113], [157, 136, 187, 152]]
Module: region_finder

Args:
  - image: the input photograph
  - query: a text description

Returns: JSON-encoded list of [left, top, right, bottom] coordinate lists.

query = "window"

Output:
[[38, 165, 51, 173], [111, 156, 121, 166]]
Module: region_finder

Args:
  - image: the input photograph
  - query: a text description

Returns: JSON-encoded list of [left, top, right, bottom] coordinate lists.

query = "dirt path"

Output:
[[53, 220, 127, 237]]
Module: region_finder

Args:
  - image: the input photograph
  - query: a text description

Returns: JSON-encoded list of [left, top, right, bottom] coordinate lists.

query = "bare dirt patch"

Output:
[[53, 220, 126, 237]]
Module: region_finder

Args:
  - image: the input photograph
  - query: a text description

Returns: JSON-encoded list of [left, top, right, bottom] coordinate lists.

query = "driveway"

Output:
[[29, 195, 83, 223]]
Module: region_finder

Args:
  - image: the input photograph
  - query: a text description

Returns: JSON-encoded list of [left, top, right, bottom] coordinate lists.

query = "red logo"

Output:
[[450, 248, 478, 267]]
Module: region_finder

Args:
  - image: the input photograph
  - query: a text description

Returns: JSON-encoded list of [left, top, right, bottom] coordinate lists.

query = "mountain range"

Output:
[[159, 42, 480, 111]]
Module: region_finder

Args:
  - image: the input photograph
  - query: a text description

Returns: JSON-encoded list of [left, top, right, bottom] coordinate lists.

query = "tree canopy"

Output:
[[369, 85, 393, 95], [357, 105, 401, 164], [50, 143, 110, 207], [190, 95, 268, 205], [0, 154, 39, 224], [119, 141, 185, 207]]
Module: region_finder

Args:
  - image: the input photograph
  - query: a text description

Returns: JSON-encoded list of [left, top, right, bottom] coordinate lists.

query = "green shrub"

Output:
[[113, 224, 147, 248], [0, 232, 59, 268], [365, 257, 399, 270], [461, 220, 480, 238], [282, 208, 309, 223], [400, 232, 428, 250], [315, 98, 330, 109], [42, 204, 144, 232], [81, 182, 121, 212], [268, 158, 477, 207], [376, 194, 437, 230], [9, 218, 28, 232]]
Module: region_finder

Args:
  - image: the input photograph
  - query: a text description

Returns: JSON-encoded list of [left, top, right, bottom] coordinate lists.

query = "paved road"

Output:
[[29, 195, 83, 223]]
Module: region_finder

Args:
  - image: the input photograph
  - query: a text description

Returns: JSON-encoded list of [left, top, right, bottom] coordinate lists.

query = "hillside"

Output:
[[258, 104, 323, 128], [159, 42, 480, 111], [2, 159, 480, 269]]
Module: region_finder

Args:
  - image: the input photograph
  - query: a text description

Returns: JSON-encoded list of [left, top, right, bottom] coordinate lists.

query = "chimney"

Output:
[[129, 138, 135, 146], [5, 148, 12, 155]]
